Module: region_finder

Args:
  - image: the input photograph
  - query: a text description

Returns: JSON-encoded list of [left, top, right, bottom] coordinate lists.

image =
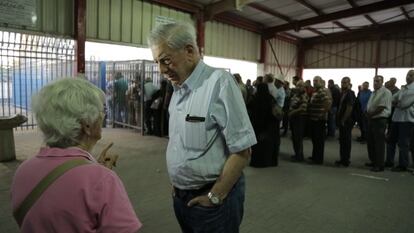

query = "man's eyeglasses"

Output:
[[157, 55, 172, 66]]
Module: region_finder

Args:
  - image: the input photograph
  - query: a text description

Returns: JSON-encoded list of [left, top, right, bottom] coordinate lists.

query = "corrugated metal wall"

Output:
[[378, 31, 414, 68], [304, 31, 414, 68], [264, 38, 297, 82], [205, 21, 260, 62], [86, 0, 193, 46], [305, 41, 376, 68], [0, 0, 74, 36]]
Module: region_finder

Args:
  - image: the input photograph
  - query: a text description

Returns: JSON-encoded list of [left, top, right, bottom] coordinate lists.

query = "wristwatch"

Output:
[[207, 191, 222, 205]]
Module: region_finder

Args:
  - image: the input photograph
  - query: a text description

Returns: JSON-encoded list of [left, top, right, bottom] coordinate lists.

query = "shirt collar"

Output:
[[36, 146, 97, 162], [373, 86, 384, 93], [177, 60, 205, 92]]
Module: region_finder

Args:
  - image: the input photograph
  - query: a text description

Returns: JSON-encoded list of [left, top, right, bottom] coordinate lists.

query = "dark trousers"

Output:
[[339, 122, 353, 164], [411, 128, 414, 162], [173, 176, 245, 233], [367, 118, 387, 168], [282, 111, 289, 135], [275, 119, 281, 163], [327, 107, 337, 137], [310, 120, 326, 163], [359, 114, 368, 139], [386, 122, 414, 168], [290, 116, 305, 159], [144, 100, 153, 134]]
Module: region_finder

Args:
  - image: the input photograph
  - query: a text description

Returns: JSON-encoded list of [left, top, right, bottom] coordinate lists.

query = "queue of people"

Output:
[[244, 70, 414, 174]]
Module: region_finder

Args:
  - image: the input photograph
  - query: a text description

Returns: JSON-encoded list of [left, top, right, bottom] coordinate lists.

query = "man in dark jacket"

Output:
[[335, 77, 356, 167]]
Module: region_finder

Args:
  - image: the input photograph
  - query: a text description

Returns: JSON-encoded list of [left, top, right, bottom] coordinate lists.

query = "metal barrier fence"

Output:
[[0, 31, 75, 129], [98, 60, 162, 133], [0, 30, 163, 133]]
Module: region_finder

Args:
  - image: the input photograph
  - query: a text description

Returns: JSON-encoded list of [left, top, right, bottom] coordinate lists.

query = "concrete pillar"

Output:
[[0, 114, 27, 162]]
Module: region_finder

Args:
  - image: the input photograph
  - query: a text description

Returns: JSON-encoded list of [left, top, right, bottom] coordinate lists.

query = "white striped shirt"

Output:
[[167, 60, 257, 189]]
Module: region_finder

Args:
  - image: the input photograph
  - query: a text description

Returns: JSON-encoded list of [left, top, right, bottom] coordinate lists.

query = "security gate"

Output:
[[89, 60, 162, 134]]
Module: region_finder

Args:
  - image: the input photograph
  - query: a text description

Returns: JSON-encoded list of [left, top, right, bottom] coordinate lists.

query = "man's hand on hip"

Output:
[[187, 195, 214, 207]]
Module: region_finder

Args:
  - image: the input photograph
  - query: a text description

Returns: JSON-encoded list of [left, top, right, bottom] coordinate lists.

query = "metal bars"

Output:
[[0, 31, 75, 129]]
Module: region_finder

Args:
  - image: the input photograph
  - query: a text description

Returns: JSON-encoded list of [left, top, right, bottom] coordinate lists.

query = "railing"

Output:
[[0, 31, 75, 129]]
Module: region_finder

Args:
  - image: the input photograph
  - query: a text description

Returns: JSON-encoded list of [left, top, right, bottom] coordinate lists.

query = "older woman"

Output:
[[11, 78, 142, 232]]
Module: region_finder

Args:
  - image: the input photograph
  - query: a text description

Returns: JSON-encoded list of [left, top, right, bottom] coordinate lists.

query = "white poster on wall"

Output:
[[0, 0, 37, 27]]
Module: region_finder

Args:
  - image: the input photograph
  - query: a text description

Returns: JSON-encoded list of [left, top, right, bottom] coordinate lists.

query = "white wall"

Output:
[[203, 56, 258, 83], [86, 41, 153, 61]]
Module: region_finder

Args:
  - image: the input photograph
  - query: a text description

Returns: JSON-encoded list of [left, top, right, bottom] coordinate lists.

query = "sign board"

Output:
[[0, 0, 37, 27]]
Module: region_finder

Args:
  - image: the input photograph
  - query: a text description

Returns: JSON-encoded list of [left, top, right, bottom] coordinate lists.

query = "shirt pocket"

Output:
[[183, 121, 208, 151]]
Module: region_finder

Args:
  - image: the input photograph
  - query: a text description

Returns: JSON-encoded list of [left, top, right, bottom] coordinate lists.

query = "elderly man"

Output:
[[307, 76, 332, 164], [335, 77, 356, 167], [386, 70, 414, 172], [149, 22, 256, 232], [387, 77, 400, 95], [365, 75, 392, 172]]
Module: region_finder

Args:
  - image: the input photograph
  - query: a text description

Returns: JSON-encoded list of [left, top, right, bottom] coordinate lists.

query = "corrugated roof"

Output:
[[158, 0, 414, 43]]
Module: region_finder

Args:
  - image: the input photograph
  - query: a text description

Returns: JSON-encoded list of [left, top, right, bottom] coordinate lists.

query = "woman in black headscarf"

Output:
[[248, 83, 279, 167]]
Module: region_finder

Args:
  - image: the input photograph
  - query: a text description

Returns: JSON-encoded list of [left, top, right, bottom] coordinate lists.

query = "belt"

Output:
[[174, 182, 215, 199], [370, 117, 388, 120]]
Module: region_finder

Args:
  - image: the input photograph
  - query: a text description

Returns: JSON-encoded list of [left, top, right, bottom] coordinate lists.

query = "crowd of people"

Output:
[[9, 21, 414, 233], [105, 72, 173, 137], [238, 70, 414, 173]]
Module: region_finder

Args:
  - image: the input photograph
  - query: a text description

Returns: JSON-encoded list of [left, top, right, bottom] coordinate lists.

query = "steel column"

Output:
[[196, 12, 205, 57], [75, 0, 86, 75]]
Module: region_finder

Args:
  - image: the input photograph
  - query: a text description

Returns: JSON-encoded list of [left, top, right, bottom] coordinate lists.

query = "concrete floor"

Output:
[[1, 128, 413, 233]]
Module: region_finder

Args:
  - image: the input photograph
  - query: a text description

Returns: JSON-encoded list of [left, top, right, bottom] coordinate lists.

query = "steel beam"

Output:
[[205, 0, 236, 20], [296, 42, 305, 78], [306, 27, 325, 37], [248, 3, 292, 23], [149, 0, 200, 13], [305, 18, 414, 45], [347, 0, 377, 25], [294, 0, 323, 16], [75, 0, 86, 75], [212, 12, 263, 33], [401, 6, 411, 20], [259, 36, 267, 63], [364, 15, 378, 25], [263, 0, 413, 38], [333, 21, 351, 31], [195, 12, 205, 57]]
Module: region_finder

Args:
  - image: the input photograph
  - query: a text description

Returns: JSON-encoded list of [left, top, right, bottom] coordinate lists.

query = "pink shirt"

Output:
[[11, 147, 142, 233]]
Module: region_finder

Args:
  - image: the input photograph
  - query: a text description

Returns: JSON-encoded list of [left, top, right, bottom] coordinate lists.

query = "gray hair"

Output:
[[148, 22, 198, 50], [32, 77, 105, 148]]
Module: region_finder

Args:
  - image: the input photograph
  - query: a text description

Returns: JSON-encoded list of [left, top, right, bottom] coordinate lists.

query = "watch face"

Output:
[[208, 192, 220, 205], [211, 196, 220, 204]]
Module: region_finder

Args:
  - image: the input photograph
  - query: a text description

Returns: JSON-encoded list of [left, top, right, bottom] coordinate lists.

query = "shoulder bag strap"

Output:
[[13, 159, 91, 226]]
